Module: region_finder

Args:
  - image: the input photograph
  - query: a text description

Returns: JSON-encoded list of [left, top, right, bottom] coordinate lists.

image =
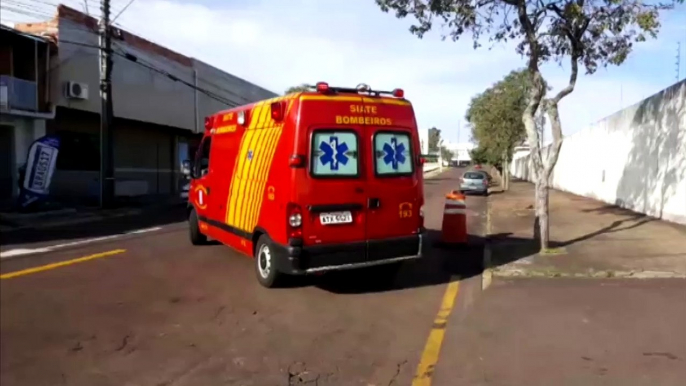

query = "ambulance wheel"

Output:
[[189, 208, 208, 245], [254, 235, 282, 288]]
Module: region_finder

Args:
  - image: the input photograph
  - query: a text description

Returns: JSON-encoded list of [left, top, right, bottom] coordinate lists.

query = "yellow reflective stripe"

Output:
[[299, 95, 410, 106], [237, 127, 269, 230], [245, 97, 295, 229], [225, 128, 249, 224], [248, 126, 283, 229], [256, 101, 271, 129], [362, 97, 411, 106], [227, 130, 255, 226], [227, 103, 264, 225], [234, 128, 261, 228], [249, 104, 264, 130], [299, 95, 360, 102], [245, 127, 279, 230]]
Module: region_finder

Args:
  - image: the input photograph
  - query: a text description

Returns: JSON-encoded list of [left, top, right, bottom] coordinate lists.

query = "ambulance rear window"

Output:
[[374, 132, 413, 176], [311, 130, 359, 177]]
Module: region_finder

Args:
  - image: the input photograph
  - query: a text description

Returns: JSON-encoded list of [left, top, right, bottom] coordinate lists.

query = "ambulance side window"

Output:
[[373, 131, 414, 176], [194, 137, 212, 178], [310, 130, 359, 177]]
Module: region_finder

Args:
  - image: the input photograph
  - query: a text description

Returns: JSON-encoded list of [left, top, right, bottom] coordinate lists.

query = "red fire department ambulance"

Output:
[[183, 82, 426, 287]]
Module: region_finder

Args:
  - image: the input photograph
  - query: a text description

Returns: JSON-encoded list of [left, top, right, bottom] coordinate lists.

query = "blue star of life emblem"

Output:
[[382, 137, 407, 170], [319, 136, 350, 170]]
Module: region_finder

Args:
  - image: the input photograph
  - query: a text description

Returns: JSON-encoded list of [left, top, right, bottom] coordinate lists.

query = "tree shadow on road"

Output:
[[312, 229, 540, 295]]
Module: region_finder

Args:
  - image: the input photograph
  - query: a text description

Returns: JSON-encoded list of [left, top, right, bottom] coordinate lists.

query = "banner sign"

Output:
[[18, 134, 60, 208]]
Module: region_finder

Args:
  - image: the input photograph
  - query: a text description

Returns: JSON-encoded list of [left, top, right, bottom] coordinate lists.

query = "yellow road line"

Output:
[[412, 280, 460, 386], [0, 249, 126, 280]]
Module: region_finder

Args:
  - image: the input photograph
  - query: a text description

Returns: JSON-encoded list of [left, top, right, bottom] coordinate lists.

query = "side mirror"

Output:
[[181, 159, 192, 178]]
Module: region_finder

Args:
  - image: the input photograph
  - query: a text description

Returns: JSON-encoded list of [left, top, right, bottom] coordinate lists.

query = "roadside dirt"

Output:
[[488, 180, 686, 278]]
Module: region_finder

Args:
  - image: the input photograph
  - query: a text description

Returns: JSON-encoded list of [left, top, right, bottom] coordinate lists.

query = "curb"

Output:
[[481, 192, 493, 291], [423, 167, 445, 179], [491, 267, 686, 279], [0, 203, 184, 234]]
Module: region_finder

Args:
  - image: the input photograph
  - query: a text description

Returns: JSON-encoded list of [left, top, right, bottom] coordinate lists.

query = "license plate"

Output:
[[319, 211, 353, 225]]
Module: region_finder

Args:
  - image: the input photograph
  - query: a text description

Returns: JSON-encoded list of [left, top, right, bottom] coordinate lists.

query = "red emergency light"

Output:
[[204, 116, 213, 130], [392, 88, 404, 98], [316, 82, 330, 93], [271, 101, 285, 121]]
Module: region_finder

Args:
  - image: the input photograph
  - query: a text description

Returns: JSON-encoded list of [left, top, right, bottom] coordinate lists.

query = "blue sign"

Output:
[[319, 136, 350, 170], [18, 134, 60, 209], [247, 150, 254, 160], [382, 137, 407, 170]]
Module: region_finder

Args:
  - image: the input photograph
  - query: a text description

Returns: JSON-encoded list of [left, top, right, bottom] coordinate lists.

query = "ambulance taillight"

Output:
[[316, 82, 330, 93], [392, 88, 404, 98], [287, 203, 303, 238]]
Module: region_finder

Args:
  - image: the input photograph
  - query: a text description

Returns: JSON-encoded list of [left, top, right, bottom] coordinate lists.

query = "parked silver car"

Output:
[[459, 171, 489, 196]]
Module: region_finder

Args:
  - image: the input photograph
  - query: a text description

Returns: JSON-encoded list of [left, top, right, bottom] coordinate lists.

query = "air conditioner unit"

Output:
[[111, 26, 123, 39], [65, 81, 89, 100], [0, 83, 8, 110]]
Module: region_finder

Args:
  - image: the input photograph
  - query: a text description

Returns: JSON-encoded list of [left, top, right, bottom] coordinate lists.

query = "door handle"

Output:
[[368, 198, 380, 209]]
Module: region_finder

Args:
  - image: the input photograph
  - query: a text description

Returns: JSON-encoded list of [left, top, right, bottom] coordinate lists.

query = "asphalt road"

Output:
[[1, 167, 487, 386]]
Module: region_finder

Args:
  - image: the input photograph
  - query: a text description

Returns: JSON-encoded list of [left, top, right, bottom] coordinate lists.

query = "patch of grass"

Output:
[[540, 247, 567, 255]]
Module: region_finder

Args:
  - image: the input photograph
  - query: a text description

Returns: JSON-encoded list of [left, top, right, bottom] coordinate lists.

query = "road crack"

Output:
[[388, 360, 407, 386], [115, 334, 130, 352], [287, 361, 333, 385]]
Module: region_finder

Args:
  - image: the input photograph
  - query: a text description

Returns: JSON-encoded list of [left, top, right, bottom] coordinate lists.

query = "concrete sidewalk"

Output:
[[487, 180, 686, 278], [432, 278, 686, 386], [0, 197, 185, 234]]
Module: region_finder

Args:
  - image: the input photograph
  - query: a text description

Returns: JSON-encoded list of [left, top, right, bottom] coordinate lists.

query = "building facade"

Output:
[[0, 25, 55, 207], [9, 5, 276, 206]]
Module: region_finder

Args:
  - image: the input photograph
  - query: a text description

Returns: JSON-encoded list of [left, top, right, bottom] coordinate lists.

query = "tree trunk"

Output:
[[534, 175, 550, 251]]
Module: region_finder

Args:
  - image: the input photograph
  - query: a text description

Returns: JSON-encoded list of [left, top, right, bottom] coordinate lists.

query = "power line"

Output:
[[111, 0, 134, 23], [1, 3, 247, 107], [2, 0, 252, 105], [2, 2, 252, 108], [59, 39, 239, 108]]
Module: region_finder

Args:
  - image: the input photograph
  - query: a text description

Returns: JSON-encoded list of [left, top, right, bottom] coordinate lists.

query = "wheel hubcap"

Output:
[[258, 244, 271, 279]]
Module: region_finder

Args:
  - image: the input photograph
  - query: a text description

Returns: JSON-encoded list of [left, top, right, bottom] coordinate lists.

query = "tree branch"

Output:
[[550, 52, 579, 104]]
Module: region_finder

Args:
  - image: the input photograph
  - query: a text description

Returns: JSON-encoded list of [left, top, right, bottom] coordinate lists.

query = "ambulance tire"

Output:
[[254, 235, 282, 288], [189, 208, 208, 245]]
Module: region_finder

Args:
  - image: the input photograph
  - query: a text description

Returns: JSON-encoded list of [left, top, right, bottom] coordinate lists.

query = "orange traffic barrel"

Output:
[[441, 190, 467, 244]]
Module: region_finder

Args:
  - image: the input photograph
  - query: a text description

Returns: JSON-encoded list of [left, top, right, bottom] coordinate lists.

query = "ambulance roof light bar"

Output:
[[312, 82, 406, 99]]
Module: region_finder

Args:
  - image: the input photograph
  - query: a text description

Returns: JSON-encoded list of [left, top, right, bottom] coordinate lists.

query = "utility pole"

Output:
[[99, 0, 114, 208]]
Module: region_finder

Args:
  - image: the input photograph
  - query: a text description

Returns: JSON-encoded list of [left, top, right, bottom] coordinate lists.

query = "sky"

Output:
[[2, 0, 685, 144]]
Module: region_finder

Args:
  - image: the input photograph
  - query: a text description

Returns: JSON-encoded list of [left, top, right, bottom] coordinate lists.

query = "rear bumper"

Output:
[[271, 233, 426, 275], [460, 184, 487, 193]]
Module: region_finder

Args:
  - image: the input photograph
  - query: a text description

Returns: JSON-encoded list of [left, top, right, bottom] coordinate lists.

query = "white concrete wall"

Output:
[[511, 79, 686, 224]]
